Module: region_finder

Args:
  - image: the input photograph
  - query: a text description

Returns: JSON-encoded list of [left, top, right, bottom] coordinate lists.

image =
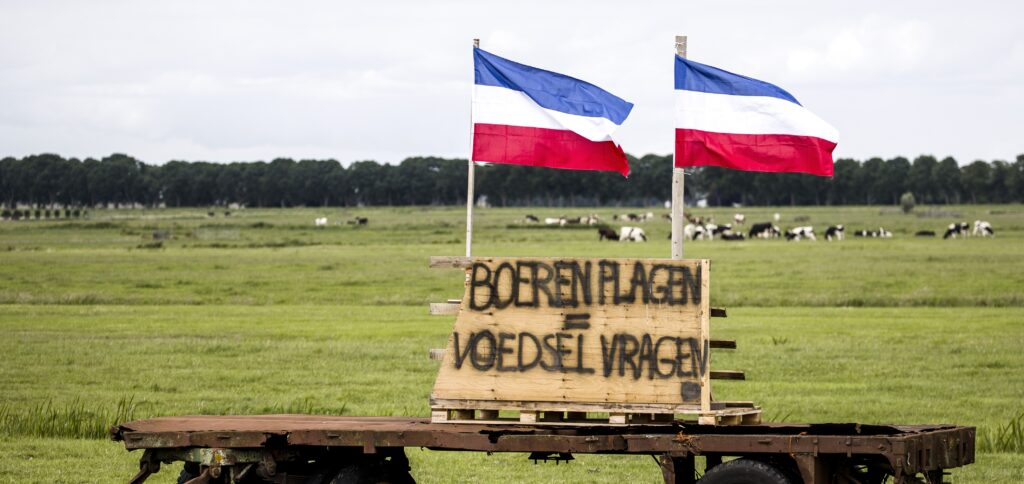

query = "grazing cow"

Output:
[[314, 217, 328, 227], [614, 213, 641, 222], [785, 226, 816, 241], [733, 214, 746, 225], [943, 222, 969, 239], [619, 226, 647, 242], [354, 217, 368, 225], [915, 230, 936, 237], [973, 220, 994, 237], [684, 223, 707, 241], [642, 212, 656, 222], [544, 217, 563, 225], [824, 225, 845, 241], [855, 228, 892, 238], [524, 214, 539, 223], [704, 223, 733, 239], [721, 232, 745, 241], [584, 214, 601, 225], [748, 222, 781, 239], [598, 227, 618, 241]]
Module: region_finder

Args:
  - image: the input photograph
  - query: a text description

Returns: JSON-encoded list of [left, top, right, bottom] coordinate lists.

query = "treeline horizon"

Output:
[[2, 153, 1022, 208]]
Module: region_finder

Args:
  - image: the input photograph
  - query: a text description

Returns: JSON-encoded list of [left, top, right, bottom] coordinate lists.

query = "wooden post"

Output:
[[671, 35, 687, 260], [466, 38, 480, 258]]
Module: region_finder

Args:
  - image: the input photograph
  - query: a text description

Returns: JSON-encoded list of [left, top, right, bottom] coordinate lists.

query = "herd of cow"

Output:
[[519, 212, 997, 243]]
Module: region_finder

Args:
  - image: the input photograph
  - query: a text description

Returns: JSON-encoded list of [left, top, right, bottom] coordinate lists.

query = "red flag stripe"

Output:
[[473, 123, 630, 177], [675, 129, 836, 177]]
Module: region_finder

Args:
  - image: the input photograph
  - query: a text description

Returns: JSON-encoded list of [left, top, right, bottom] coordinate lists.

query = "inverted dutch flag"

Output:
[[472, 48, 634, 176], [675, 56, 839, 177]]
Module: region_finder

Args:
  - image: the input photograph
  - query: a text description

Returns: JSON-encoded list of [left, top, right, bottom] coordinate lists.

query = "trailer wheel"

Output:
[[698, 459, 794, 484], [327, 460, 415, 484]]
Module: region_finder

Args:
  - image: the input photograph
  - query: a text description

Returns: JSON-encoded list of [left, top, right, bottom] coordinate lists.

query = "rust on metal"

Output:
[[111, 415, 974, 477]]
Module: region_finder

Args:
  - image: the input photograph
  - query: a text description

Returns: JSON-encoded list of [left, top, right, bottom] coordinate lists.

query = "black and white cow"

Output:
[[684, 223, 708, 241], [854, 228, 892, 238], [721, 232, 745, 241], [619, 226, 647, 242], [598, 227, 618, 241], [705, 223, 733, 239], [524, 214, 539, 223], [824, 225, 845, 241], [748, 222, 781, 239], [785, 226, 816, 241], [943, 222, 969, 239], [973, 220, 994, 237]]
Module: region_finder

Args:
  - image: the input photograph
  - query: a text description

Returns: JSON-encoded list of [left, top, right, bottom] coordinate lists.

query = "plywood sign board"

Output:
[[431, 257, 711, 414]]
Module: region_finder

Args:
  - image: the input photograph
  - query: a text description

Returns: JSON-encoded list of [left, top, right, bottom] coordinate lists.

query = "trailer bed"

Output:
[[111, 415, 974, 483]]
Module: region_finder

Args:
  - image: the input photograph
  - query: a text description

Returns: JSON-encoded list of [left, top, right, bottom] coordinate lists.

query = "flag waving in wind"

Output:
[[674, 56, 839, 176], [472, 48, 634, 176]]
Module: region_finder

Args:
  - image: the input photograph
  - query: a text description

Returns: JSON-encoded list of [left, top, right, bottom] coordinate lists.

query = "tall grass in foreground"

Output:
[[0, 396, 136, 439], [978, 413, 1024, 453]]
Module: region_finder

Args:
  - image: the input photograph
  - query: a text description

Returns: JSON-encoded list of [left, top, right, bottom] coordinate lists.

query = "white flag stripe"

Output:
[[675, 90, 839, 143], [473, 84, 622, 142]]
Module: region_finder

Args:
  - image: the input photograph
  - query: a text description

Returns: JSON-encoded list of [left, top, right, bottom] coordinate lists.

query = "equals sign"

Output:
[[562, 313, 591, 330]]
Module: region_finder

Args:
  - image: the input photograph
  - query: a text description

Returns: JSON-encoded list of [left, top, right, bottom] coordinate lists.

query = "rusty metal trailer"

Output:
[[111, 415, 974, 484]]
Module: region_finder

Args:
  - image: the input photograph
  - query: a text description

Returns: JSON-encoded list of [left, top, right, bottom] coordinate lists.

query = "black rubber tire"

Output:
[[328, 462, 415, 484], [698, 459, 794, 484]]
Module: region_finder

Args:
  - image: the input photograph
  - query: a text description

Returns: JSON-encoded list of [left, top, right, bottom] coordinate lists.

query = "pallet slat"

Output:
[[429, 303, 460, 315], [710, 370, 745, 380], [429, 256, 471, 269], [430, 403, 761, 426]]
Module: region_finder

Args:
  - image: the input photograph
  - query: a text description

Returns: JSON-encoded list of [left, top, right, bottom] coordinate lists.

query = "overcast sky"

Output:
[[1, 1, 1021, 166]]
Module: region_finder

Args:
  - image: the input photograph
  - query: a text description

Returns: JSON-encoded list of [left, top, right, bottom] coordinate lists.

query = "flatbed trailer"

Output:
[[111, 415, 974, 484]]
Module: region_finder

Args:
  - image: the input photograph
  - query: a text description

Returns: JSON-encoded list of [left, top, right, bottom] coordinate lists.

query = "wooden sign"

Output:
[[431, 257, 711, 416]]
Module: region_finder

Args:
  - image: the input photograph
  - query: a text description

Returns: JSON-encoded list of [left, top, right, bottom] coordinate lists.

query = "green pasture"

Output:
[[0, 205, 1022, 482]]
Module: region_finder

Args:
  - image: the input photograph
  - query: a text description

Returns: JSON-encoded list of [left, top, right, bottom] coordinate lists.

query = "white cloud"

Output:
[[0, 0, 1021, 165]]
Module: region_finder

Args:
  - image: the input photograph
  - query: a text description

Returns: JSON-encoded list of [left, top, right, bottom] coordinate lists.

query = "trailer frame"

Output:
[[111, 415, 974, 483]]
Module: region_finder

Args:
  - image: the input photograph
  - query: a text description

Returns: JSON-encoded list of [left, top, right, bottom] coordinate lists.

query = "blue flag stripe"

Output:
[[474, 48, 633, 125], [675, 56, 800, 106]]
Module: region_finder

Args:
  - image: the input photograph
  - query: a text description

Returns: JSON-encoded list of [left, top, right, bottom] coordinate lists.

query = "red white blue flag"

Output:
[[472, 48, 634, 176], [674, 56, 839, 177]]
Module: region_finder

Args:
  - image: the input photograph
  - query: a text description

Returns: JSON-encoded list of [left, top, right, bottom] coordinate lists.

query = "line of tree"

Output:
[[1, 153, 1022, 208]]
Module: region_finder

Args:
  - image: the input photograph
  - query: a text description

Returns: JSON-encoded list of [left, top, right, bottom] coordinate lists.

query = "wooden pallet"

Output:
[[426, 256, 762, 428], [430, 402, 761, 426]]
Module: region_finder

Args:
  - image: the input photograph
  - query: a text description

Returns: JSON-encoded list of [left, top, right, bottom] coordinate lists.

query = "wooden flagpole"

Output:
[[671, 35, 687, 260], [466, 38, 480, 258]]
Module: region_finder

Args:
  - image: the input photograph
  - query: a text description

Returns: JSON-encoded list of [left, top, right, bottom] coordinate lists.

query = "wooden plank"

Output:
[[429, 303, 460, 316], [429, 256, 471, 269], [519, 411, 537, 424], [608, 413, 627, 425], [430, 398, 705, 415], [699, 260, 712, 416], [430, 410, 449, 423], [710, 370, 745, 380], [431, 257, 711, 408], [709, 339, 736, 349], [710, 307, 727, 318]]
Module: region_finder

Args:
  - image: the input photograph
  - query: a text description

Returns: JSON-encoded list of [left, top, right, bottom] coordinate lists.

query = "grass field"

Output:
[[1, 205, 1022, 482]]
